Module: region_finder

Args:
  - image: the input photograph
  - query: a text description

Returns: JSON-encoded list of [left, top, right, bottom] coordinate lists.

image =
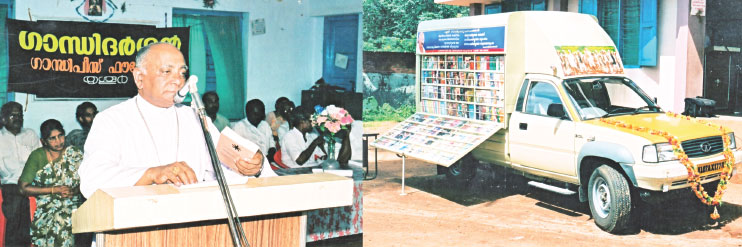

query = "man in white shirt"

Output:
[[78, 43, 273, 198], [232, 99, 274, 156], [0, 101, 40, 246], [280, 106, 325, 168], [203, 91, 230, 131]]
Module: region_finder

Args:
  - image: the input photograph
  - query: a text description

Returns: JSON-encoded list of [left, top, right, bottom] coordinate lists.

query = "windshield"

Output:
[[562, 77, 661, 120]]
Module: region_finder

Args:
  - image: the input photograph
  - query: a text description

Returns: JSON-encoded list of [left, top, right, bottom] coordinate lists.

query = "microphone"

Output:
[[189, 76, 205, 110], [174, 75, 198, 104]]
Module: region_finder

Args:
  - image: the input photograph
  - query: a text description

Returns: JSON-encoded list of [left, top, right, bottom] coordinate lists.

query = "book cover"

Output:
[[216, 127, 261, 172]]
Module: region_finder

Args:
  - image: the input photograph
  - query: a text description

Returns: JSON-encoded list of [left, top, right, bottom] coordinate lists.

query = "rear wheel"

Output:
[[587, 165, 634, 233], [445, 154, 475, 184]]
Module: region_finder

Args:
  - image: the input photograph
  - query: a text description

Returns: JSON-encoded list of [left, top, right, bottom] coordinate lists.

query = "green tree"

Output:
[[363, 0, 468, 52]]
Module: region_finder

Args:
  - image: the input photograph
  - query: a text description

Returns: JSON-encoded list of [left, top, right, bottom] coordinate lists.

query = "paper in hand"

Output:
[[216, 127, 260, 172]]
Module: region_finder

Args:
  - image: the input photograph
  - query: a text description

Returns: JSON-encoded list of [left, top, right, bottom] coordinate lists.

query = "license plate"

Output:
[[697, 161, 724, 175]]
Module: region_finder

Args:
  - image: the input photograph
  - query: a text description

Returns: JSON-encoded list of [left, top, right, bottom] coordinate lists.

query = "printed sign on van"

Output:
[[417, 27, 505, 54], [555, 46, 624, 76]]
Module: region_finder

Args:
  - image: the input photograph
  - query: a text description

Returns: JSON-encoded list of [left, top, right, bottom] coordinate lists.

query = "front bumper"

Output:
[[630, 149, 742, 192]]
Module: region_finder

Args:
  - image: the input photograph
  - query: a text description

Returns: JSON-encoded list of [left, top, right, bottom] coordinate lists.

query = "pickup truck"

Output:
[[372, 11, 742, 233]]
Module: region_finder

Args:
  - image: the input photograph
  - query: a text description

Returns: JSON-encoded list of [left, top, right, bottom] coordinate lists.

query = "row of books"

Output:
[[422, 71, 505, 88], [422, 86, 504, 105], [422, 55, 505, 71], [421, 100, 505, 122]]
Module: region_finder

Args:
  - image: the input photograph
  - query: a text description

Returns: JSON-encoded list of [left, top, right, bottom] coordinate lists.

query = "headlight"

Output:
[[642, 143, 678, 163], [728, 132, 736, 150]]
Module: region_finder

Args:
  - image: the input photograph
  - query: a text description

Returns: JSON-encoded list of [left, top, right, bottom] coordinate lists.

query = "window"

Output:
[[579, 0, 657, 67], [173, 10, 246, 120], [515, 79, 530, 112], [484, 4, 502, 14], [524, 81, 563, 117], [486, 0, 546, 14]]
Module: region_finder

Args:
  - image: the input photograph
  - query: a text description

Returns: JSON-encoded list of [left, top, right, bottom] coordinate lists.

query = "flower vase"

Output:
[[321, 136, 340, 170]]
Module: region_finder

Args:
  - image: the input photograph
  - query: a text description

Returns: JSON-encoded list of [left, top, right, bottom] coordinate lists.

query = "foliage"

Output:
[[363, 0, 468, 52], [363, 96, 415, 122]]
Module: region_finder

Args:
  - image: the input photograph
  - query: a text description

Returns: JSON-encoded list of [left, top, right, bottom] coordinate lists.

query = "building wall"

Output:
[[560, 0, 693, 112], [11, 0, 361, 134]]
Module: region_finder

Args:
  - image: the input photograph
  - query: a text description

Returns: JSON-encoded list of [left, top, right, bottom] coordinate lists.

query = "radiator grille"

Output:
[[680, 136, 723, 158]]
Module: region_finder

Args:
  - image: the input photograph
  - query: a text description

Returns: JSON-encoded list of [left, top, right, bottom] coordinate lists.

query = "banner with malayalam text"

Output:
[[6, 19, 190, 98], [417, 27, 505, 54]]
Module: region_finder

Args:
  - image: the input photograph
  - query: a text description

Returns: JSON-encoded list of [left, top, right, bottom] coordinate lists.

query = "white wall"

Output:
[[10, 0, 361, 134]]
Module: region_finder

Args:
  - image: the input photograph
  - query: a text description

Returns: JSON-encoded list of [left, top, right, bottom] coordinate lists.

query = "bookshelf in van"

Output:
[[420, 54, 505, 123], [370, 54, 505, 166]]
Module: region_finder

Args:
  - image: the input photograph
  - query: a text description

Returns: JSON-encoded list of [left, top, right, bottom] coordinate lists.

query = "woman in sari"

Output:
[[19, 119, 84, 247]]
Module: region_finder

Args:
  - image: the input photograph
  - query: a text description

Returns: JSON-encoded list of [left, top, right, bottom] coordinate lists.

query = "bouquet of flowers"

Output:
[[311, 105, 354, 161]]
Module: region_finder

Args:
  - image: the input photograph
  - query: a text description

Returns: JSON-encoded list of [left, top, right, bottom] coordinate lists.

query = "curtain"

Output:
[[0, 4, 8, 104], [172, 14, 208, 99], [203, 15, 245, 120]]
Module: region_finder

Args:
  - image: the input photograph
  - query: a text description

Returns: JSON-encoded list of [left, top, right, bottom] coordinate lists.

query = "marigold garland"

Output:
[[599, 112, 735, 220]]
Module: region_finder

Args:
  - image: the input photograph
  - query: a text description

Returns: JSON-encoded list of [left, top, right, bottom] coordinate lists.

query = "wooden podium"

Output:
[[72, 173, 353, 247]]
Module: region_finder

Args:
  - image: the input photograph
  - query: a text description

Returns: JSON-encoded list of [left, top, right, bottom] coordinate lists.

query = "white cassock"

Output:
[[78, 95, 275, 198], [230, 119, 274, 155], [280, 128, 326, 168]]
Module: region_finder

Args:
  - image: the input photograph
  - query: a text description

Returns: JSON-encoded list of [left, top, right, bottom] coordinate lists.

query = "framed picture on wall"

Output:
[[88, 0, 103, 16]]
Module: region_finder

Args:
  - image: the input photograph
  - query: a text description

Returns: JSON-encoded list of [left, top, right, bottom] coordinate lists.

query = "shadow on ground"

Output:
[[388, 163, 529, 206], [388, 161, 742, 235], [637, 197, 742, 234]]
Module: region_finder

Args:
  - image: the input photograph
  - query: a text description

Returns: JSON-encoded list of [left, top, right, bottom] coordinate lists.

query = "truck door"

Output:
[[509, 77, 577, 177]]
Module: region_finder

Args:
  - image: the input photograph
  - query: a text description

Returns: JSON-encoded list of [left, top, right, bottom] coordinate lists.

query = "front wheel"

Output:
[[587, 165, 634, 233]]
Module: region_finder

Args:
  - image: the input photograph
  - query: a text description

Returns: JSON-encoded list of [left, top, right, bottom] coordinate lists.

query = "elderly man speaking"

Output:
[[79, 43, 273, 198]]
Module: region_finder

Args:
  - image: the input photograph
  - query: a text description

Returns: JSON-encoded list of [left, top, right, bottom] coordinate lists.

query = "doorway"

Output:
[[704, 49, 740, 114], [323, 14, 359, 91]]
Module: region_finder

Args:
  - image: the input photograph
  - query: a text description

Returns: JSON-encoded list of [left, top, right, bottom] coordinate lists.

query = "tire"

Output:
[[445, 154, 475, 184], [587, 165, 634, 233]]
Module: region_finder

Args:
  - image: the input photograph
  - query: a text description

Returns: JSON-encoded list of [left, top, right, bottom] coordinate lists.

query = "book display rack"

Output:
[[372, 54, 505, 166]]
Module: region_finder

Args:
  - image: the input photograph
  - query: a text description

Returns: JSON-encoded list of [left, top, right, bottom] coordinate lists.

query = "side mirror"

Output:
[[547, 103, 568, 119]]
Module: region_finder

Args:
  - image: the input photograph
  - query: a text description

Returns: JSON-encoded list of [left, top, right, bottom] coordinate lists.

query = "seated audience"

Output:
[[67, 101, 97, 150], [232, 99, 274, 156], [203, 91, 230, 131], [19, 119, 85, 246]]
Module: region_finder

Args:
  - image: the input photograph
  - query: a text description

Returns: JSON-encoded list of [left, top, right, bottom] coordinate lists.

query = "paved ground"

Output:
[[350, 117, 742, 246]]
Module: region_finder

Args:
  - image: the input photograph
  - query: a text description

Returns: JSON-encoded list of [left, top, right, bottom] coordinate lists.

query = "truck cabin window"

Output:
[[524, 81, 567, 119], [563, 77, 660, 120]]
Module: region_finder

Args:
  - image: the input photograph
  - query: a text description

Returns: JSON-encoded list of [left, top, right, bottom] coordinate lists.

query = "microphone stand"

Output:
[[189, 84, 250, 247]]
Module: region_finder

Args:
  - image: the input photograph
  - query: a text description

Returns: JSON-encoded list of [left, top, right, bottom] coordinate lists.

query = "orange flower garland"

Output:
[[599, 112, 735, 220]]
